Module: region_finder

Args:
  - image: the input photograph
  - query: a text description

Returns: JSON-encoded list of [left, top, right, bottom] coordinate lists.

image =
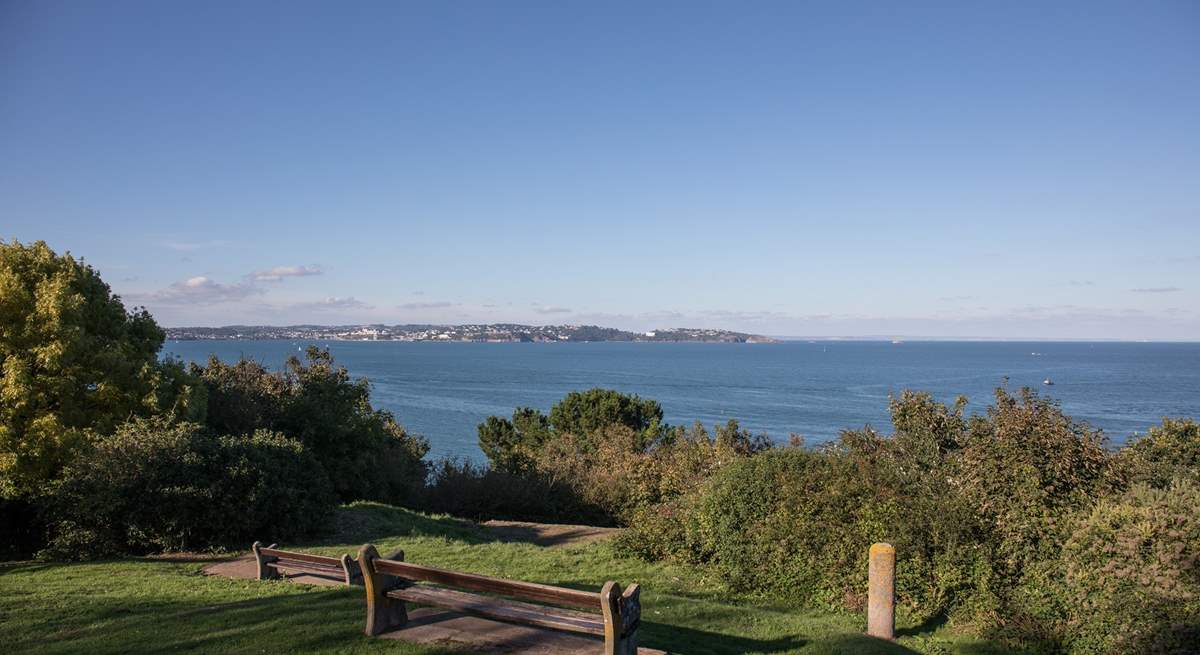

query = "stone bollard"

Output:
[[867, 542, 895, 640]]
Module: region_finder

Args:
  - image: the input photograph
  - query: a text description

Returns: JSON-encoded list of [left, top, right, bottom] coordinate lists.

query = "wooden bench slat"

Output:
[[267, 561, 344, 574], [374, 559, 598, 611], [388, 585, 605, 636], [260, 548, 343, 568]]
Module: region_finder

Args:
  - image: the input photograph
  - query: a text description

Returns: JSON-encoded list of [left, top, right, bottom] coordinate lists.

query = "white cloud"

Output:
[[131, 276, 260, 306], [399, 301, 458, 310], [252, 265, 323, 281], [289, 297, 373, 311], [130, 262, 324, 308], [532, 305, 572, 314], [1130, 287, 1182, 293]]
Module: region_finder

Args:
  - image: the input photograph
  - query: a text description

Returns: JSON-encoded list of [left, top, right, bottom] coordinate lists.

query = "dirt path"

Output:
[[477, 520, 619, 547], [202, 555, 348, 586]]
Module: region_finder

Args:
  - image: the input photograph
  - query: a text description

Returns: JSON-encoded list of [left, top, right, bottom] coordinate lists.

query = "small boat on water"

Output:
[[1043, 378, 1054, 385]]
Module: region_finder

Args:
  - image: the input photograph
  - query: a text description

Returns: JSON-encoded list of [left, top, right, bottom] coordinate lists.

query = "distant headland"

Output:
[[165, 323, 781, 343]]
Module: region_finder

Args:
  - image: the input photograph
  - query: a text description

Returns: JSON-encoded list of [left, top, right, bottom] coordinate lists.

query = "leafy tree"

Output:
[[477, 407, 551, 474], [548, 387, 667, 448], [478, 388, 668, 473], [0, 240, 204, 498]]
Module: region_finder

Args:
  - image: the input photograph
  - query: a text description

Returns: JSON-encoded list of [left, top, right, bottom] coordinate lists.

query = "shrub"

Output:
[[1117, 418, 1200, 489], [1058, 480, 1200, 654], [191, 348, 429, 504], [428, 418, 767, 527], [955, 388, 1119, 633], [417, 458, 608, 525], [532, 419, 768, 525], [477, 388, 669, 473], [620, 389, 1125, 630], [44, 417, 335, 558]]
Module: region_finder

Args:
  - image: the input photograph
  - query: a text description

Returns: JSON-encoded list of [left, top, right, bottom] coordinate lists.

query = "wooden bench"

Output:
[[357, 543, 642, 655], [251, 541, 367, 586]]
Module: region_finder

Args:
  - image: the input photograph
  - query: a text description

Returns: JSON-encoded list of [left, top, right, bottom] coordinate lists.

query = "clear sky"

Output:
[[2, 1, 1197, 339]]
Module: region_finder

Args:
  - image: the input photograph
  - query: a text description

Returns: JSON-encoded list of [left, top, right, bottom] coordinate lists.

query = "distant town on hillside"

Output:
[[165, 324, 780, 343]]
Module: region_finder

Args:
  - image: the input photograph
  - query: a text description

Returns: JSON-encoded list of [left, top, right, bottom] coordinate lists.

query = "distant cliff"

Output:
[[165, 323, 780, 343]]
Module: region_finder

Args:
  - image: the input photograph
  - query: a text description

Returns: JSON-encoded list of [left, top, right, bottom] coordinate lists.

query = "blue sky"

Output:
[[2, 1, 1197, 339]]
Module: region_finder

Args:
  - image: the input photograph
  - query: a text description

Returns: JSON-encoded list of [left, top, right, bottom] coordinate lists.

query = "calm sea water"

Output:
[[162, 340, 1200, 461]]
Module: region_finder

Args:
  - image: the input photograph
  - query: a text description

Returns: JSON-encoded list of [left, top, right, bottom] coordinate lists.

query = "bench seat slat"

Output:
[[388, 585, 605, 636], [375, 559, 598, 611], [267, 561, 344, 575]]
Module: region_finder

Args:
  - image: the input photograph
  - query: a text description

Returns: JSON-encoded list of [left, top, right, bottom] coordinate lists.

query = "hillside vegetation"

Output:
[[0, 503, 1006, 655]]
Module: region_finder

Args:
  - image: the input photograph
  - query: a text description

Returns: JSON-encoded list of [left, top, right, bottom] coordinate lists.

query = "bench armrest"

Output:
[[601, 581, 641, 655]]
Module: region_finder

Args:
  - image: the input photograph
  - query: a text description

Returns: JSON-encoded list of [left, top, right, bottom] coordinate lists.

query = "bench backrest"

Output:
[[357, 543, 641, 653], [251, 541, 362, 586], [372, 557, 600, 610]]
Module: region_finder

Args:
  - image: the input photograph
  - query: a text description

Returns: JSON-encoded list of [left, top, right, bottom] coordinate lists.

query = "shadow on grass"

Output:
[[822, 634, 924, 654], [640, 619, 807, 654], [896, 612, 948, 637], [8, 582, 463, 655], [314, 502, 491, 547]]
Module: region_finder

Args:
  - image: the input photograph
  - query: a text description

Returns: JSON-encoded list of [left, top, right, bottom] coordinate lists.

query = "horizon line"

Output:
[[161, 323, 1199, 344]]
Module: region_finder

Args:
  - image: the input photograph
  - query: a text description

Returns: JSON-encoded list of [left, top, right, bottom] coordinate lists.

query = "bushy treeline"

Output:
[[0, 240, 427, 558], [445, 387, 1199, 654]]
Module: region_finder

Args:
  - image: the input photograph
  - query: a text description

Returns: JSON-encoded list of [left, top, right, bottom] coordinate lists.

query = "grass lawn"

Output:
[[0, 503, 1013, 654]]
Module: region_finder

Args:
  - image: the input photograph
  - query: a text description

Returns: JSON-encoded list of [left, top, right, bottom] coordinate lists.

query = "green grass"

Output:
[[0, 503, 1012, 654]]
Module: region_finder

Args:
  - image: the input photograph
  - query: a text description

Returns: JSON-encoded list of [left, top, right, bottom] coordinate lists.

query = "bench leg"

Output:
[[358, 544, 407, 636], [252, 541, 279, 581]]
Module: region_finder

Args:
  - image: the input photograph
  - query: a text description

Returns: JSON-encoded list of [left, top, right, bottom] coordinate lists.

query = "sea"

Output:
[[162, 340, 1200, 462]]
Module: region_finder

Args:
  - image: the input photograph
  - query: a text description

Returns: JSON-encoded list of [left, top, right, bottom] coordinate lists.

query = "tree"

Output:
[[478, 388, 669, 472], [478, 407, 552, 474], [0, 240, 204, 497], [548, 388, 667, 449]]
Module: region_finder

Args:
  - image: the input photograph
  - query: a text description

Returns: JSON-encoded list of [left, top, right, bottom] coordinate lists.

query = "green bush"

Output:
[[1057, 480, 1200, 654], [478, 388, 669, 473], [1117, 418, 1200, 489], [417, 458, 609, 525], [620, 388, 1130, 636], [44, 417, 335, 558], [191, 348, 429, 504]]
